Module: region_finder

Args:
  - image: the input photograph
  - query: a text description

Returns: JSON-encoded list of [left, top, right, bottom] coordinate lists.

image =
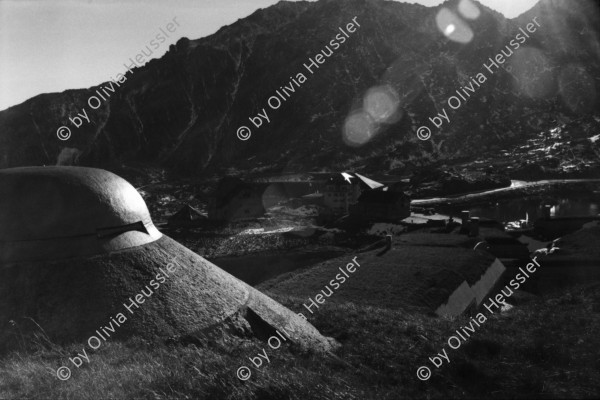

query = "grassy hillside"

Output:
[[258, 238, 495, 313], [1, 280, 599, 399]]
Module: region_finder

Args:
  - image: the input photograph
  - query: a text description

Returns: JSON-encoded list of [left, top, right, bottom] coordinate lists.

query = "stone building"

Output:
[[322, 173, 361, 215]]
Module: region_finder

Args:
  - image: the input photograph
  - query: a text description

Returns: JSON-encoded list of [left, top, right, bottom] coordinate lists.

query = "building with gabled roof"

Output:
[[320, 172, 388, 215], [322, 173, 361, 215]]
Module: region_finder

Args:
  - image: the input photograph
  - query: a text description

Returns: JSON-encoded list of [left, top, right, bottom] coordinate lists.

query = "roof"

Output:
[[354, 173, 384, 190], [326, 172, 385, 190], [327, 172, 358, 185]]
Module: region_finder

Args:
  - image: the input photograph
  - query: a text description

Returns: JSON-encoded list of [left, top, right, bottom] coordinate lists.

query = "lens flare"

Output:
[[343, 111, 376, 147], [363, 85, 400, 124], [458, 0, 480, 20], [436, 8, 473, 43]]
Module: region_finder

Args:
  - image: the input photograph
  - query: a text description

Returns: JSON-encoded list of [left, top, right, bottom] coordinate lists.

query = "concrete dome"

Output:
[[0, 167, 161, 264], [0, 167, 334, 353]]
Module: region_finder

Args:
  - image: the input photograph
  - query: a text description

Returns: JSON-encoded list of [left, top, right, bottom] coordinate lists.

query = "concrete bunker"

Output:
[[0, 167, 335, 353]]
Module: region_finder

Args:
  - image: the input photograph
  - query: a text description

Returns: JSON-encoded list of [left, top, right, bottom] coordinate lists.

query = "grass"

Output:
[[1, 283, 599, 399], [257, 243, 495, 313]]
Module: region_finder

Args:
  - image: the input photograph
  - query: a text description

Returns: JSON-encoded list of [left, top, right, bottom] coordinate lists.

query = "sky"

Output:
[[0, 0, 539, 111]]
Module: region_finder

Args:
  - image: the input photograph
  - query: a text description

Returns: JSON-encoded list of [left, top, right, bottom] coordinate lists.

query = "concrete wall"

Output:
[[435, 281, 476, 317], [435, 258, 506, 317], [470, 258, 506, 305]]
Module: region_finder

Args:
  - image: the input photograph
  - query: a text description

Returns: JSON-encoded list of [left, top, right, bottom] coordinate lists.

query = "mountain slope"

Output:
[[0, 0, 599, 176]]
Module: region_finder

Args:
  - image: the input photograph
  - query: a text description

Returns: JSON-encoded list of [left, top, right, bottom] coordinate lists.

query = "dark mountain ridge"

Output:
[[0, 0, 599, 177]]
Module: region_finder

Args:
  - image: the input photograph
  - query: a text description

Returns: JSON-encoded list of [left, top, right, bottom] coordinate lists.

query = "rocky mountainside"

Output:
[[1, 0, 599, 177]]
